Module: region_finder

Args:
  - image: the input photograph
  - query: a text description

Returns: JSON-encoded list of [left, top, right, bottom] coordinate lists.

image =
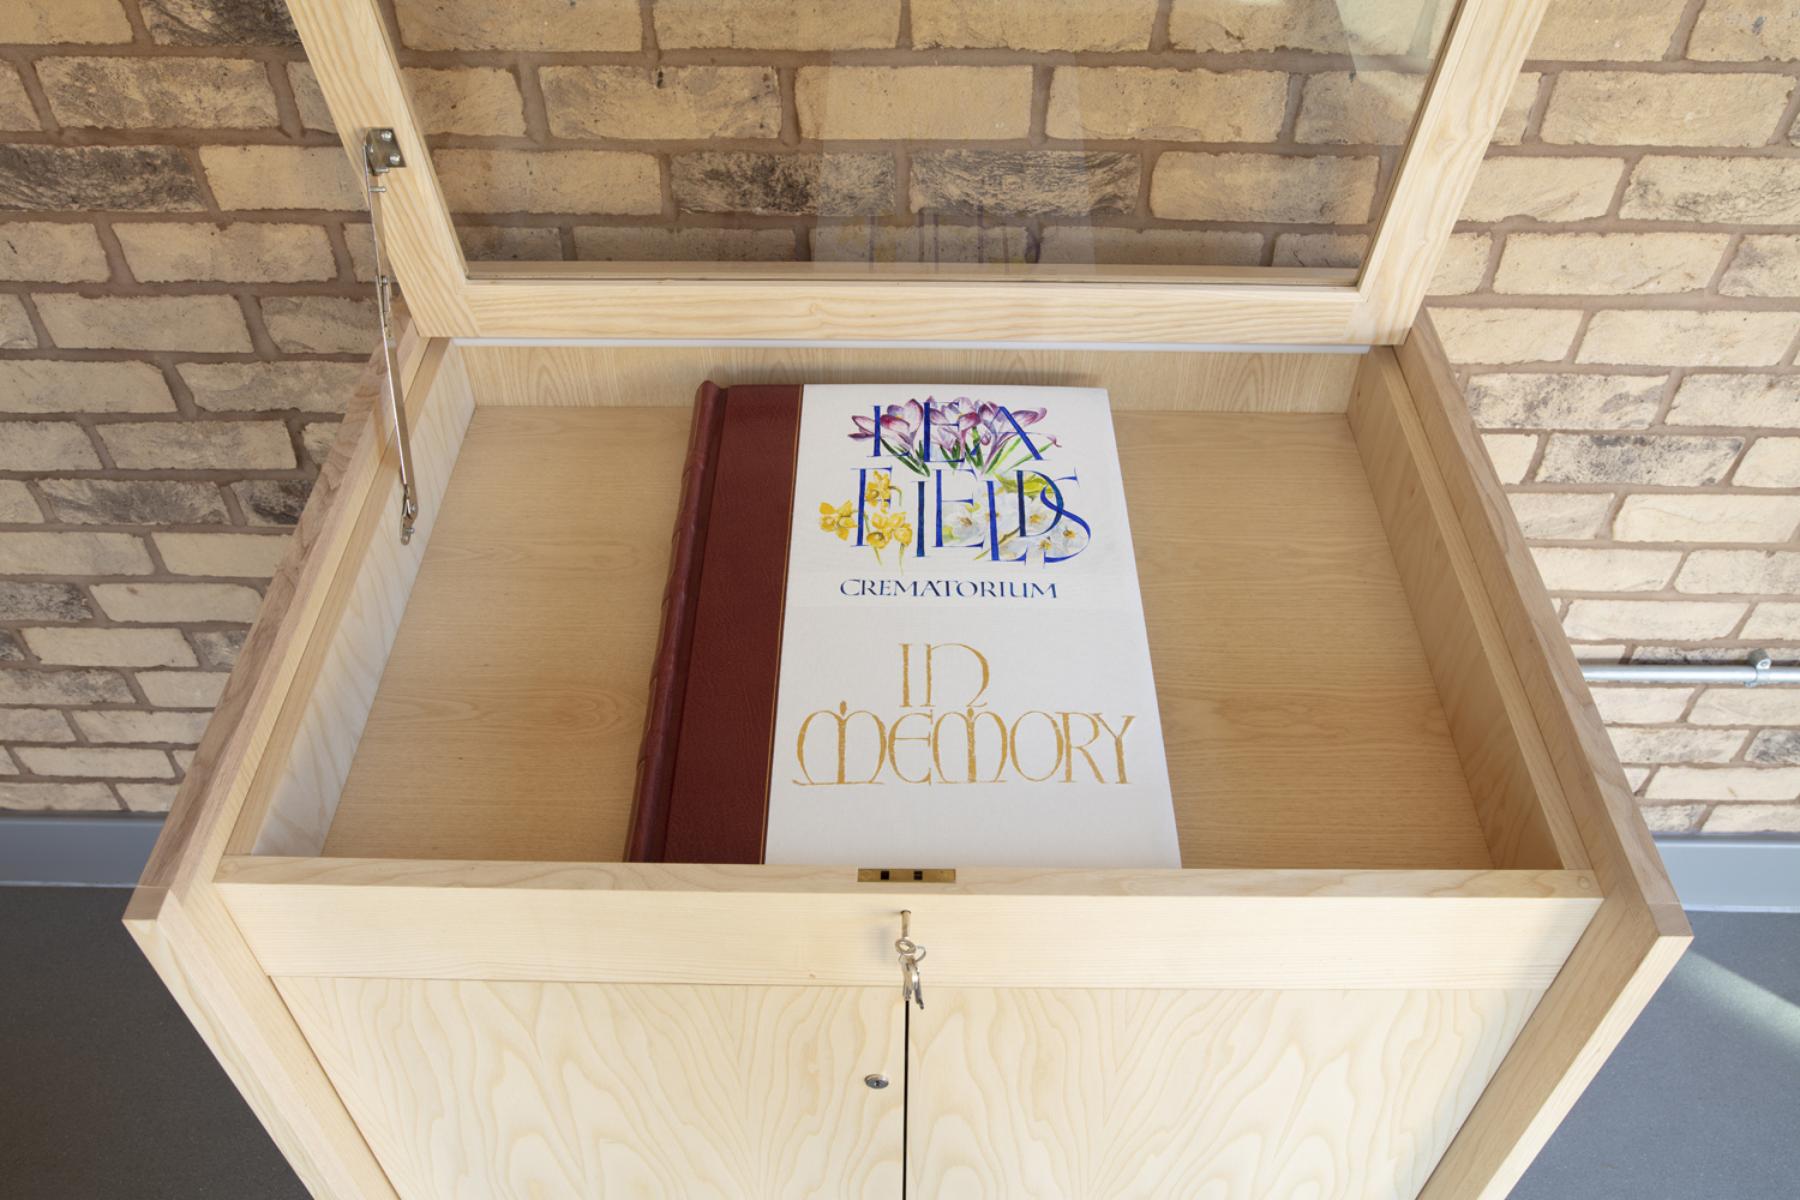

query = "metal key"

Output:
[[896, 910, 926, 1011]]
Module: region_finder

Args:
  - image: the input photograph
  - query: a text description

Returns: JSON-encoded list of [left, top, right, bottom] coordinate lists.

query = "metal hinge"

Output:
[[362, 127, 419, 544]]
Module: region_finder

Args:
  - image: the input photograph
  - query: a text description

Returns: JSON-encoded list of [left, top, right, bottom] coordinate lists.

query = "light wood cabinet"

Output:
[[126, 1, 1689, 1196]]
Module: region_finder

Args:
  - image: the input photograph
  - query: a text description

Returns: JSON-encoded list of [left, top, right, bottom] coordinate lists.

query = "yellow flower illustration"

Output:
[[818, 499, 856, 541], [864, 472, 894, 506]]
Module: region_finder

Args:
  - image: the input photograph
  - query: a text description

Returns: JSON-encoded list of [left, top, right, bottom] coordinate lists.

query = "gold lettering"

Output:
[[1008, 709, 1065, 783], [1093, 712, 1136, 784], [1061, 711, 1106, 782], [887, 710, 933, 784], [925, 642, 990, 708], [793, 701, 888, 785]]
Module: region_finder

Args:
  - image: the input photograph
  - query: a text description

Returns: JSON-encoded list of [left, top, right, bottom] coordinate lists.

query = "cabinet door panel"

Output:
[[908, 987, 1539, 1200], [279, 977, 903, 1199]]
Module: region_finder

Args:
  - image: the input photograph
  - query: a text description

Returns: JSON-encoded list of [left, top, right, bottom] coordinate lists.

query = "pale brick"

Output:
[[1540, 433, 1743, 485], [1668, 375, 1800, 427], [1493, 75, 1541, 147], [117, 783, 178, 813], [403, 66, 526, 137], [301, 422, 338, 466], [1151, 154, 1378, 224], [1483, 434, 1539, 484], [0, 668, 128, 706], [1461, 157, 1624, 223], [1494, 233, 1728, 296], [136, 670, 229, 709], [0, 222, 109, 282], [1578, 310, 1800, 368], [0, 480, 37, 523], [0, 581, 90, 621], [1690, 688, 1800, 726], [1037, 227, 1264, 267], [809, 224, 1028, 265], [395, 0, 640, 51], [1677, 550, 1800, 594], [1170, 0, 1434, 55], [38, 56, 278, 129], [1703, 802, 1800, 832], [797, 67, 1032, 140], [1748, 730, 1800, 764], [1720, 236, 1800, 297], [1508, 492, 1614, 539], [1649, 766, 1800, 801], [181, 361, 361, 414], [97, 421, 294, 471], [1690, 0, 1800, 61], [1614, 494, 1800, 542], [0, 145, 203, 212], [1621, 156, 1800, 225], [0, 66, 35, 130], [1745, 602, 1800, 639], [287, 62, 332, 132], [656, 0, 898, 49], [17, 745, 173, 779], [454, 226, 563, 265], [1433, 308, 1581, 365], [91, 582, 263, 624], [1734, 436, 1800, 487], [1532, 547, 1681, 592], [23, 627, 195, 669], [74, 710, 211, 745], [0, 708, 75, 743], [1564, 598, 1746, 640], [0, 782, 117, 812], [1609, 726, 1746, 764], [1591, 686, 1695, 724], [153, 532, 289, 578], [233, 479, 308, 527], [572, 226, 793, 263], [0, 0, 131, 43], [1528, 0, 1687, 60], [915, 0, 1153, 50], [543, 67, 778, 140], [201, 146, 363, 211], [0, 422, 99, 471], [38, 479, 228, 527], [1640, 803, 1706, 833], [1294, 72, 1427, 146], [190, 629, 244, 670], [916, 152, 1138, 218], [1541, 72, 1790, 147], [1271, 234, 1366, 269], [34, 294, 251, 353], [260, 296, 375, 355], [1049, 68, 1286, 143], [434, 149, 660, 215], [1428, 234, 1491, 296], [1467, 373, 1663, 429], [115, 222, 333, 283], [0, 294, 32, 349], [139, 0, 296, 45]]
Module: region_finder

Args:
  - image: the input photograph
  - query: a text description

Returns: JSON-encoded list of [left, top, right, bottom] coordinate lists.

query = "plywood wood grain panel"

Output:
[[457, 344, 1362, 414], [321, 406, 689, 862], [909, 986, 1541, 1199], [321, 408, 1492, 870], [277, 977, 904, 1199]]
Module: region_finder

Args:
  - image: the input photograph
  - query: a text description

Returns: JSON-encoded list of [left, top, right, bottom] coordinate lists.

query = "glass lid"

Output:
[[342, 0, 1461, 274]]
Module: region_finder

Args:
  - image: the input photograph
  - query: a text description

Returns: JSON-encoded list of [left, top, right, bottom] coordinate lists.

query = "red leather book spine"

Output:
[[660, 385, 803, 864], [625, 381, 728, 861]]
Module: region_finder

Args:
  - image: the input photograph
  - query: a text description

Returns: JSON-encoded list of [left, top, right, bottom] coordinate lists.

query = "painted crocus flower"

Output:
[[974, 401, 1055, 463]]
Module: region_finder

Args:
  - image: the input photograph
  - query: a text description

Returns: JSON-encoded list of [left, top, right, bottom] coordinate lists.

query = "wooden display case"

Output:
[[128, 2, 1689, 1197]]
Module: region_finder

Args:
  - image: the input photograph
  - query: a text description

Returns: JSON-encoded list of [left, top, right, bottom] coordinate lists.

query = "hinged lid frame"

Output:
[[289, 0, 1549, 345]]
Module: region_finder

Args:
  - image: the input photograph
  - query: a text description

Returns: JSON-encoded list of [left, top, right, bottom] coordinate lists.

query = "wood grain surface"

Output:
[[278, 976, 904, 1200], [908, 986, 1541, 1199]]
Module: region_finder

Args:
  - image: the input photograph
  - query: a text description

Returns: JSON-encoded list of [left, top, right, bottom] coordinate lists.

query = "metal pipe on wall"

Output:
[[1580, 651, 1800, 687]]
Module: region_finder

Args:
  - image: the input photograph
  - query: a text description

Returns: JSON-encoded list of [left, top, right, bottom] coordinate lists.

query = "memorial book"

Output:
[[628, 382, 1179, 869]]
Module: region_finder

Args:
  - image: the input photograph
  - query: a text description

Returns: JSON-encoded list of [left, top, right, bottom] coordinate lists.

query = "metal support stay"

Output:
[[1581, 650, 1797, 688], [362, 127, 419, 544]]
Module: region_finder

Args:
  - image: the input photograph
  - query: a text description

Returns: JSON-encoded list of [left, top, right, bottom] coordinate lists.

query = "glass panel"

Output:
[[377, 0, 1459, 272]]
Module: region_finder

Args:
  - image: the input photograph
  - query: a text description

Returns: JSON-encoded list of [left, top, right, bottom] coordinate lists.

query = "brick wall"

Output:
[[0, 0, 1796, 835]]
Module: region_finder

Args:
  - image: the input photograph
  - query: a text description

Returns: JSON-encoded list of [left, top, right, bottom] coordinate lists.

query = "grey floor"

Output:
[[2, 889, 1795, 1199]]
